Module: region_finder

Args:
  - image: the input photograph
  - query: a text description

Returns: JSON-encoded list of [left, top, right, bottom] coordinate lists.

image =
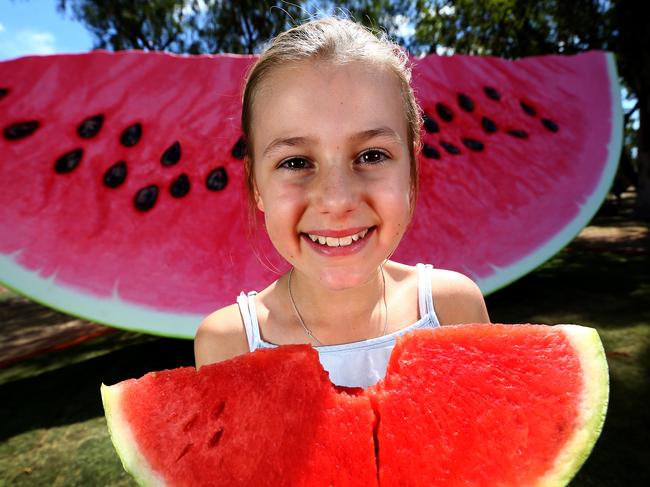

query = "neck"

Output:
[[287, 265, 387, 345]]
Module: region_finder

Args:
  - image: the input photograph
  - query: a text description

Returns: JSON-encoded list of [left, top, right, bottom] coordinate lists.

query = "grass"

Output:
[[1, 199, 648, 486], [0, 331, 194, 486]]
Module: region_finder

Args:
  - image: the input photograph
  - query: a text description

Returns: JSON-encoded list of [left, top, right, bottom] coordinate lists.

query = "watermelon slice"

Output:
[[0, 51, 622, 337], [101, 324, 609, 486], [102, 345, 378, 486]]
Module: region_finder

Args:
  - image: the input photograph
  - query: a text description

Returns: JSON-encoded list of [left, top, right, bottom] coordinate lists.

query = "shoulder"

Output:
[[430, 268, 491, 325], [194, 303, 250, 369]]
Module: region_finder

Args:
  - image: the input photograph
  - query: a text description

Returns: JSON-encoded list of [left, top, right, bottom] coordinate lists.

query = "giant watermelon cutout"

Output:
[[0, 51, 621, 337], [101, 324, 610, 486]]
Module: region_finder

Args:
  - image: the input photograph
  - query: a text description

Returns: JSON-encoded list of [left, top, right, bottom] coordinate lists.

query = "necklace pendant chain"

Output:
[[287, 265, 388, 346]]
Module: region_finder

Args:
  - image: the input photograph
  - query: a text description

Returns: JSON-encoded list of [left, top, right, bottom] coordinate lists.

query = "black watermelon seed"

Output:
[[0, 88, 9, 99], [161, 141, 182, 166], [170, 174, 191, 198], [103, 161, 127, 188], [422, 113, 439, 133], [55, 148, 83, 174], [120, 123, 142, 147], [231, 136, 247, 160], [507, 129, 529, 139], [436, 103, 454, 122], [206, 167, 228, 191], [77, 114, 104, 138], [481, 117, 498, 133], [440, 141, 461, 155], [208, 428, 224, 448], [4, 120, 39, 140], [462, 139, 484, 152], [542, 118, 559, 133], [176, 443, 193, 462], [520, 101, 536, 116], [484, 86, 501, 101], [457, 93, 475, 112], [423, 143, 440, 159], [134, 185, 158, 211]]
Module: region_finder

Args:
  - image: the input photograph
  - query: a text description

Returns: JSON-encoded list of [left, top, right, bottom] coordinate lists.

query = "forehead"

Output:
[[250, 60, 407, 157]]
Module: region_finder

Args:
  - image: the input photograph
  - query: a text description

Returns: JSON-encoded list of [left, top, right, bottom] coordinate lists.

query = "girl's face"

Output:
[[251, 60, 412, 290]]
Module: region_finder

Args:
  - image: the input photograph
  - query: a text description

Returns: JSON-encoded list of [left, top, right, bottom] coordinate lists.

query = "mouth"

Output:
[[302, 227, 374, 248]]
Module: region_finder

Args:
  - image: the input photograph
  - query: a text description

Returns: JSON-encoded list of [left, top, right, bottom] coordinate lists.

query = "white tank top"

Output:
[[236, 263, 441, 388]]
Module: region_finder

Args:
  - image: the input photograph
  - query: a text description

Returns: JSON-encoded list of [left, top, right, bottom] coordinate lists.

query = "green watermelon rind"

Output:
[[476, 53, 623, 296], [538, 324, 609, 486], [0, 254, 202, 339], [101, 382, 167, 487]]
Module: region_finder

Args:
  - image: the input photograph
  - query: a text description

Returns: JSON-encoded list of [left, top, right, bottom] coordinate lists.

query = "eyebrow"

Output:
[[261, 126, 403, 159]]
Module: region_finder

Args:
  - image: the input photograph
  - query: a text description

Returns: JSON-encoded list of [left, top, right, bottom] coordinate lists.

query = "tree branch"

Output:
[[625, 100, 640, 124]]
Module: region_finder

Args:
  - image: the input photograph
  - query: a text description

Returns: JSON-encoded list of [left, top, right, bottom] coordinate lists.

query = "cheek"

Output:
[[383, 171, 412, 210], [260, 187, 304, 235], [379, 177, 412, 236]]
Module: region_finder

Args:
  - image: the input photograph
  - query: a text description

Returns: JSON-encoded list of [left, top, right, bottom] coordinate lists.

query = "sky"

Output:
[[0, 0, 93, 61]]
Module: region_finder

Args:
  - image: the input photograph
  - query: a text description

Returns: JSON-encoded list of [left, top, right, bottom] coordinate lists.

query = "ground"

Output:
[[0, 192, 648, 486]]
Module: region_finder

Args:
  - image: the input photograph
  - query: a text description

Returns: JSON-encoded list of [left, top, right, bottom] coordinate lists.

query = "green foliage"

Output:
[[411, 0, 615, 57], [56, 0, 412, 54], [56, 0, 316, 54]]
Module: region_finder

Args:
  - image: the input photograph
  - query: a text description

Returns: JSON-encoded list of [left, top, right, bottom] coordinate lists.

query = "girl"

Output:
[[194, 16, 490, 387]]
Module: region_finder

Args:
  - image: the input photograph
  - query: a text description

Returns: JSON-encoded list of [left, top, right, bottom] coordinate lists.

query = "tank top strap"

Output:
[[236, 291, 262, 352], [416, 263, 440, 326]]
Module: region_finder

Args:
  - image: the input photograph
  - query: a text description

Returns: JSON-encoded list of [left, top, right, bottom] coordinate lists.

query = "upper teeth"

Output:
[[307, 229, 369, 247]]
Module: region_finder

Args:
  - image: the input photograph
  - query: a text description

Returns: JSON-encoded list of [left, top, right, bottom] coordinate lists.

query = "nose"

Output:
[[311, 163, 362, 216]]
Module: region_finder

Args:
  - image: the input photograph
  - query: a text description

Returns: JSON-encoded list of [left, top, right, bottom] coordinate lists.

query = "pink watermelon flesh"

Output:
[[0, 52, 621, 337], [101, 324, 609, 486]]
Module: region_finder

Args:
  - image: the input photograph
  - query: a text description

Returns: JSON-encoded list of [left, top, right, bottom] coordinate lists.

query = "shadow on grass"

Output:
[[0, 332, 194, 441], [486, 250, 650, 328]]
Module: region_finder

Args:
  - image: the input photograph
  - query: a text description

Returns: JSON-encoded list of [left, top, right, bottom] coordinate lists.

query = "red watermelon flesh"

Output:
[[102, 345, 378, 487], [0, 52, 621, 337], [101, 324, 609, 486]]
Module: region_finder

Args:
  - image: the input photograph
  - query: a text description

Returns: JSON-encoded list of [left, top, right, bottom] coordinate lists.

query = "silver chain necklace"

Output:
[[287, 266, 388, 346]]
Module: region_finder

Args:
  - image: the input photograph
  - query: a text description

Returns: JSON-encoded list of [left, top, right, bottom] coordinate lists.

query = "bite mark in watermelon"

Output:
[[101, 324, 609, 486], [0, 52, 621, 337]]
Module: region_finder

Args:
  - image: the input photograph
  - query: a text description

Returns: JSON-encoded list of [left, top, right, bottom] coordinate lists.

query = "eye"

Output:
[[279, 157, 310, 170], [357, 149, 389, 165]]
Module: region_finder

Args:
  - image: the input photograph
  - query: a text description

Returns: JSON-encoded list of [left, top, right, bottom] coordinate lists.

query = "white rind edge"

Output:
[[101, 383, 167, 487], [536, 325, 610, 487], [0, 253, 202, 339], [477, 52, 623, 296]]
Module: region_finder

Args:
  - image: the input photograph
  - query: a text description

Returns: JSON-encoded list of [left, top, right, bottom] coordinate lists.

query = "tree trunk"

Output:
[[635, 83, 650, 220]]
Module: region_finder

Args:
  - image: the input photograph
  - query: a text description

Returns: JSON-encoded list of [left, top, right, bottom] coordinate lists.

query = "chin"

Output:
[[316, 266, 379, 291]]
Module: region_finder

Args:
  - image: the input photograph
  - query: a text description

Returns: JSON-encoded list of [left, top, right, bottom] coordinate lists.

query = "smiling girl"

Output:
[[194, 16, 490, 387]]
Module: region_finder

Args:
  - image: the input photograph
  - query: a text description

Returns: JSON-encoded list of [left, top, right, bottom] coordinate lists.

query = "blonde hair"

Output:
[[241, 16, 422, 214]]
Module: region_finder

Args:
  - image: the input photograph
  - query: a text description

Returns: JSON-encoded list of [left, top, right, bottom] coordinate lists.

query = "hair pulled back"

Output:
[[241, 16, 422, 212]]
